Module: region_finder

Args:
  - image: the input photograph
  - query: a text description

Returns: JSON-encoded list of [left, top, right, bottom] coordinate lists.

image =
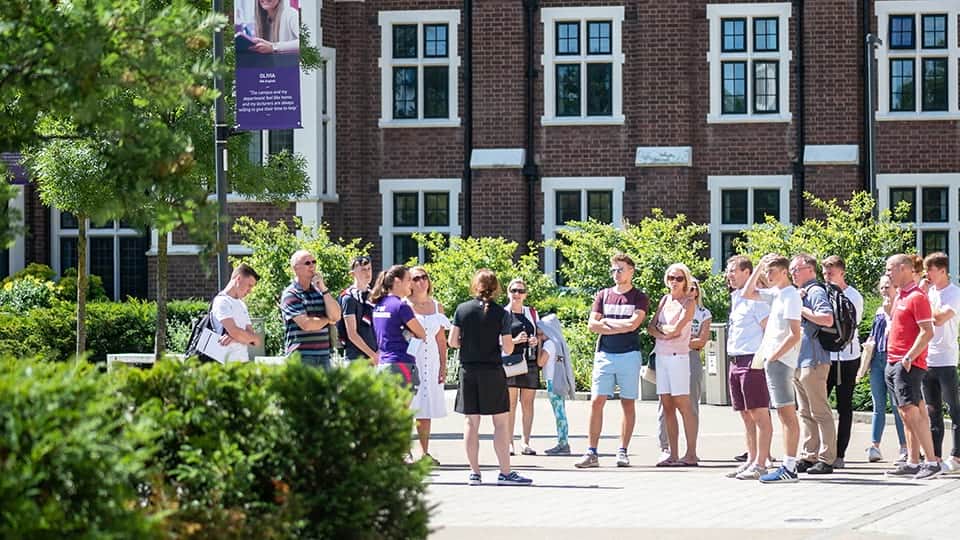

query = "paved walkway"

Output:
[[421, 391, 960, 539]]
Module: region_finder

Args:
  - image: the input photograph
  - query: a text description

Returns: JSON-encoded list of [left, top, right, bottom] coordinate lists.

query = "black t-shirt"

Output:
[[453, 298, 512, 366], [340, 287, 378, 360], [508, 310, 536, 363]]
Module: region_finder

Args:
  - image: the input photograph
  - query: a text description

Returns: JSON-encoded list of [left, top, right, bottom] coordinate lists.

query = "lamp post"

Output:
[[865, 33, 883, 218], [213, 0, 229, 289]]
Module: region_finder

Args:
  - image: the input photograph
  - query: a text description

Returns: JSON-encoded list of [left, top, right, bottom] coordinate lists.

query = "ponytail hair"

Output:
[[370, 265, 409, 303], [470, 269, 500, 312]]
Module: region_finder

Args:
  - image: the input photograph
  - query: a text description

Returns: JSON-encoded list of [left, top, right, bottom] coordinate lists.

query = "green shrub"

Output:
[[0, 275, 58, 313], [1, 262, 55, 285], [55, 267, 108, 302], [270, 362, 431, 539], [0, 357, 159, 539]]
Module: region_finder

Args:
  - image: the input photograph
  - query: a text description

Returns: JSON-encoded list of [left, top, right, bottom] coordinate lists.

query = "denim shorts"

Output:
[[592, 350, 642, 399]]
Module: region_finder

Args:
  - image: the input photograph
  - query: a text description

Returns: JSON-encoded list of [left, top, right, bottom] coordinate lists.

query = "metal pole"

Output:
[[213, 0, 229, 289], [865, 33, 882, 217]]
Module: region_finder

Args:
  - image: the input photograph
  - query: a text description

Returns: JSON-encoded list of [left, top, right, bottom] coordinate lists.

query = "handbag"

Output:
[[502, 353, 528, 378]]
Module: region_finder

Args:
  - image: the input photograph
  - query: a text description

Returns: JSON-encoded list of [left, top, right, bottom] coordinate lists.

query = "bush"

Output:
[[1, 262, 55, 285], [0, 275, 58, 313], [0, 357, 159, 538], [55, 267, 108, 302]]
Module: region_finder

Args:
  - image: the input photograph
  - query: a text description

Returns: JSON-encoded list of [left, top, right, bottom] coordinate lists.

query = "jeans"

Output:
[[545, 380, 569, 445], [827, 359, 859, 458], [869, 351, 906, 446], [922, 366, 960, 459]]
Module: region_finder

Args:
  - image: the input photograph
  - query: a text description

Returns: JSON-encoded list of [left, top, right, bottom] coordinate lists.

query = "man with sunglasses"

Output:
[[339, 256, 378, 364], [576, 253, 648, 468], [279, 249, 342, 368]]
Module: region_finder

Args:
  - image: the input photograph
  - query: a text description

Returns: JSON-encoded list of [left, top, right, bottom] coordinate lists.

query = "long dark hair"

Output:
[[370, 265, 408, 303], [470, 269, 499, 312]]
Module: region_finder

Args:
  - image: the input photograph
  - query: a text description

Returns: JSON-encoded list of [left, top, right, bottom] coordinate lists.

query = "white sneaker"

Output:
[[616, 449, 630, 467], [866, 447, 883, 463], [726, 463, 750, 478], [942, 459, 960, 475], [736, 464, 767, 480]]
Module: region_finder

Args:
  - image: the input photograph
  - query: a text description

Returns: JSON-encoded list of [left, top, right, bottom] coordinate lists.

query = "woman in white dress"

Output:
[[406, 266, 450, 464]]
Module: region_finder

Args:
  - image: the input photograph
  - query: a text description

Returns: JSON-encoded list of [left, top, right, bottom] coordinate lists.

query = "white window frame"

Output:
[[878, 173, 960, 276], [1, 185, 25, 277], [706, 2, 793, 124], [541, 177, 625, 277], [378, 10, 462, 128], [707, 175, 793, 271], [541, 7, 626, 126], [50, 208, 150, 301], [379, 179, 462, 267], [875, 1, 960, 121]]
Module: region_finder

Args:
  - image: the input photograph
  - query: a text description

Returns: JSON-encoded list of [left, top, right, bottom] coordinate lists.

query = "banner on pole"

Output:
[[234, 0, 302, 131]]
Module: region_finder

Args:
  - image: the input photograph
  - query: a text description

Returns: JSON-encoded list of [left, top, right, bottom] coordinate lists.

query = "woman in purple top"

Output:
[[370, 265, 426, 390]]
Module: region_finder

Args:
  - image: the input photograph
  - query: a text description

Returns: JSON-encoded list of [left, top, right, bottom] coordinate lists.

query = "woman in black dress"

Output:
[[449, 269, 533, 486], [504, 278, 541, 455]]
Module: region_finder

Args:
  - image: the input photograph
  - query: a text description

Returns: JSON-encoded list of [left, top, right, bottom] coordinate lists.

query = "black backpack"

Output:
[[808, 282, 858, 353], [184, 296, 223, 363]]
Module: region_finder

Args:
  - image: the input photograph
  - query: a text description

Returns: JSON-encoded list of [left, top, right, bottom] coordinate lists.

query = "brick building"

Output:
[[4, 0, 960, 298]]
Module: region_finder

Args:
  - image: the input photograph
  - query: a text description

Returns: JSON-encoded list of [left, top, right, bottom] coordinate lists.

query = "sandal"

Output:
[[677, 460, 699, 467], [656, 457, 678, 467]]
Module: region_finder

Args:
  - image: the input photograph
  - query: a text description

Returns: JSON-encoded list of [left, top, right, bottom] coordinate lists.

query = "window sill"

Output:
[[876, 111, 960, 122], [378, 118, 462, 129], [541, 115, 625, 127], [706, 112, 792, 124]]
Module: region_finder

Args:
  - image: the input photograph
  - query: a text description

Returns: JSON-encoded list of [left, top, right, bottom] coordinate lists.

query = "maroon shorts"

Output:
[[728, 355, 770, 411]]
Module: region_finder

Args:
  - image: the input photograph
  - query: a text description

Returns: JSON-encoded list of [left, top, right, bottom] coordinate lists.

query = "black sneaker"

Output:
[[885, 463, 920, 477], [914, 463, 943, 480], [795, 460, 816, 473], [734, 452, 748, 462], [806, 462, 834, 475]]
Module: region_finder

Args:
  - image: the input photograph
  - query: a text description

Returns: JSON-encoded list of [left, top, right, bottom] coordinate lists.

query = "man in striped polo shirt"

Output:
[[280, 249, 342, 368]]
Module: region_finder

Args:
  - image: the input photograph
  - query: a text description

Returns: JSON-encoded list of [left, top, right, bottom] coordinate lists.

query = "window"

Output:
[[0, 185, 25, 279], [875, 3, 960, 120], [52, 210, 149, 301], [378, 10, 461, 128], [708, 176, 792, 270], [379, 179, 461, 266], [707, 3, 792, 123], [879, 175, 960, 273], [541, 7, 625, 125], [541, 177, 625, 279]]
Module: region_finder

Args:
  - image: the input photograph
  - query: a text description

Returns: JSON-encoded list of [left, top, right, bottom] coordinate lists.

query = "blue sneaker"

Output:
[[497, 471, 533, 485], [759, 465, 798, 484]]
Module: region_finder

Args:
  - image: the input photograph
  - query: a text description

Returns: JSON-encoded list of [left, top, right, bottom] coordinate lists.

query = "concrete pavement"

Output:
[[420, 391, 960, 539]]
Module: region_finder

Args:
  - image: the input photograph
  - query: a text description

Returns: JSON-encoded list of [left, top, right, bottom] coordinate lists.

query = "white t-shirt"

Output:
[[927, 283, 960, 367], [831, 285, 864, 361], [757, 286, 803, 368], [541, 339, 558, 381], [727, 288, 770, 356], [211, 294, 253, 362], [690, 306, 713, 339]]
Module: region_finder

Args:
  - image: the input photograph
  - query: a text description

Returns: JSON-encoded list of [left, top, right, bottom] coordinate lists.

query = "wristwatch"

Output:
[[319, 289, 329, 296], [272, 43, 278, 53]]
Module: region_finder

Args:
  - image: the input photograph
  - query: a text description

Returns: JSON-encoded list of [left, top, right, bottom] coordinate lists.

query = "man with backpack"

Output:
[[790, 254, 837, 474], [339, 255, 378, 364], [821, 256, 863, 469]]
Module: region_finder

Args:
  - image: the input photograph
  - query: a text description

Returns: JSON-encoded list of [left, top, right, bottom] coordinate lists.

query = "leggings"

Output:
[[827, 359, 859, 459], [546, 380, 568, 445]]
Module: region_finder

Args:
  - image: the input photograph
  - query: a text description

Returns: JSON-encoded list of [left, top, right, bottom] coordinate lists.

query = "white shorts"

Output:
[[656, 351, 691, 396]]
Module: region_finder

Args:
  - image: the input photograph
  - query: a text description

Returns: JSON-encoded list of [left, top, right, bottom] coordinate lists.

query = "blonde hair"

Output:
[[410, 265, 433, 295], [663, 263, 694, 294], [689, 278, 704, 309]]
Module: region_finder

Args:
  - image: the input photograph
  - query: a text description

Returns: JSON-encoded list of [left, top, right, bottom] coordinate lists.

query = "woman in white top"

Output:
[[656, 278, 710, 456], [647, 263, 698, 466], [405, 266, 450, 465], [251, 0, 300, 54]]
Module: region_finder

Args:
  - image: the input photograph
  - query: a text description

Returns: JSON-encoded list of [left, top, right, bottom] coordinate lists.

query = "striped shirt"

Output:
[[280, 280, 331, 363]]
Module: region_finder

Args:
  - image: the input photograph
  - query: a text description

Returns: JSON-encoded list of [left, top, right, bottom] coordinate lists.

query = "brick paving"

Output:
[[421, 392, 960, 539]]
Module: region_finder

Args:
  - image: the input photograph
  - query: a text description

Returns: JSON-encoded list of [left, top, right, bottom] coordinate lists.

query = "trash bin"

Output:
[[704, 322, 730, 406], [246, 317, 267, 360]]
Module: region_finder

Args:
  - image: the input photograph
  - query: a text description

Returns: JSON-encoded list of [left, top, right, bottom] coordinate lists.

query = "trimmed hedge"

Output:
[[1, 357, 432, 539], [0, 300, 208, 362]]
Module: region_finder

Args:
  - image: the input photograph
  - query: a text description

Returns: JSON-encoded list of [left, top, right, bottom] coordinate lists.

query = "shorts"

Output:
[[728, 355, 770, 411], [377, 362, 420, 393], [592, 350, 642, 400], [655, 351, 691, 396], [885, 361, 925, 408], [764, 359, 796, 408], [455, 364, 510, 415]]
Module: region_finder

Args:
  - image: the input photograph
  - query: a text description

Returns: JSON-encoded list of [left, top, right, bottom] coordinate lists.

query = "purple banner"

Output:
[[1, 153, 27, 185], [234, 0, 302, 131]]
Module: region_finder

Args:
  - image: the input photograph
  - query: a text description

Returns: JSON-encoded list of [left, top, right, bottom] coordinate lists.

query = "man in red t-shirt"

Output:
[[884, 254, 941, 479]]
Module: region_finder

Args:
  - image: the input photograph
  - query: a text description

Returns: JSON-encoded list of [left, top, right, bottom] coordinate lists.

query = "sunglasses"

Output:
[[301, 259, 316, 266], [510, 288, 527, 294], [667, 275, 685, 282], [351, 256, 371, 268], [412, 275, 429, 282]]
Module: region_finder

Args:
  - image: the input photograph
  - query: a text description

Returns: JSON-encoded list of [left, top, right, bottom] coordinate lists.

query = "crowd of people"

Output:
[[206, 248, 960, 486]]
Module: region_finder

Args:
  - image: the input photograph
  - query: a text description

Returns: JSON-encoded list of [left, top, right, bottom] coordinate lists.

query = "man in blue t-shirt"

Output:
[[575, 253, 649, 469]]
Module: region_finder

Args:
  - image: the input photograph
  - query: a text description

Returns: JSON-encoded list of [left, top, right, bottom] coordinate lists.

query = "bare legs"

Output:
[[464, 412, 513, 475], [660, 394, 698, 462]]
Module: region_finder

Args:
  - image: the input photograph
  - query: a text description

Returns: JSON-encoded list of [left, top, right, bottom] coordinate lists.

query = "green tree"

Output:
[[737, 191, 915, 292], [25, 139, 120, 357]]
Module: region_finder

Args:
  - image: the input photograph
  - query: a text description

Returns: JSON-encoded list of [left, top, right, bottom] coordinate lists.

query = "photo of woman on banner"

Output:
[[235, 0, 299, 56]]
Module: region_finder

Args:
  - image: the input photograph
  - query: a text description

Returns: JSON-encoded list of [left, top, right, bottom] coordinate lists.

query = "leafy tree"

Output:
[[413, 233, 556, 312], [26, 139, 119, 357], [737, 191, 915, 292]]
